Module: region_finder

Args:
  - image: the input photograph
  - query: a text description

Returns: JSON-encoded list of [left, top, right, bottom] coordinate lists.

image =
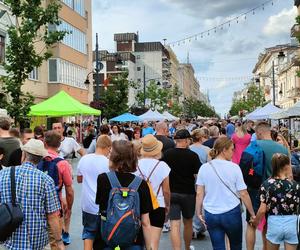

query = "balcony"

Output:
[[291, 24, 300, 37], [286, 87, 300, 98]]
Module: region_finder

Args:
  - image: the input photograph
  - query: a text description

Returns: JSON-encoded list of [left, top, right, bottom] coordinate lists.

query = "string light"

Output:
[[168, 0, 279, 47]]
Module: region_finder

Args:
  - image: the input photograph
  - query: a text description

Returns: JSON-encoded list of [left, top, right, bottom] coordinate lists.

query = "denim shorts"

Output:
[[170, 193, 196, 220], [82, 211, 100, 240], [267, 215, 298, 245]]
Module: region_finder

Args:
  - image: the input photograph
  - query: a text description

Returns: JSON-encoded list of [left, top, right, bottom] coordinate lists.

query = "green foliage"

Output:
[[135, 80, 172, 111], [1, 0, 66, 126], [229, 84, 265, 116], [182, 98, 217, 118], [100, 72, 130, 119], [168, 101, 183, 117]]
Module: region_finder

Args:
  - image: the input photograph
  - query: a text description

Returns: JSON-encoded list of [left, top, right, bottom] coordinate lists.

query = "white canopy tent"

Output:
[[245, 103, 282, 120], [270, 101, 300, 119], [162, 111, 179, 121], [139, 109, 165, 122]]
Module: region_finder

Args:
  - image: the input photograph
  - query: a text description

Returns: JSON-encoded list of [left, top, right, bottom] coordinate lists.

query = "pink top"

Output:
[[231, 133, 251, 164]]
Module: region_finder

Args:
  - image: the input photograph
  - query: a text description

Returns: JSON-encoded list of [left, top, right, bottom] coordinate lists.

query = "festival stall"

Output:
[[245, 103, 282, 120], [138, 109, 165, 122], [162, 111, 179, 121], [110, 113, 141, 122]]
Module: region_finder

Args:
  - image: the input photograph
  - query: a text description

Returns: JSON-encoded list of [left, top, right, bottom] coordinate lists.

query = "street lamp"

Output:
[[256, 51, 286, 106]]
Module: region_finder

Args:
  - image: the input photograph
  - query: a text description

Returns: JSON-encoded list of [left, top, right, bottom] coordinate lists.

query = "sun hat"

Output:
[[141, 134, 163, 157], [21, 139, 48, 157], [174, 129, 191, 139]]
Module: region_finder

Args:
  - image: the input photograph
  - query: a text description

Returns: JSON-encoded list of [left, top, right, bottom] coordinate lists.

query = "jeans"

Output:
[[205, 205, 242, 250]]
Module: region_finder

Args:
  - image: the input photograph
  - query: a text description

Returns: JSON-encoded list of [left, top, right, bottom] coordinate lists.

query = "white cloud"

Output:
[[263, 7, 297, 37]]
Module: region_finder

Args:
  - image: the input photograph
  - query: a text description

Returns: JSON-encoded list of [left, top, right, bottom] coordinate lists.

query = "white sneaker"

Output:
[[189, 245, 195, 250], [162, 223, 171, 233]]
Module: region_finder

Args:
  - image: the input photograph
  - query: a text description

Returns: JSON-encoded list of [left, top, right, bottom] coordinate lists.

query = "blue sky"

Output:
[[92, 0, 296, 116]]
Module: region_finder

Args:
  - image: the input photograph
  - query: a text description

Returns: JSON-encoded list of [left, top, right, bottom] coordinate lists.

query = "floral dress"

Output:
[[260, 178, 300, 215]]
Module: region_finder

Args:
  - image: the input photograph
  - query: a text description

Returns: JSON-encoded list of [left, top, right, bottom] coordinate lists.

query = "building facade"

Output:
[[22, 0, 93, 104], [178, 63, 201, 100], [252, 44, 300, 108]]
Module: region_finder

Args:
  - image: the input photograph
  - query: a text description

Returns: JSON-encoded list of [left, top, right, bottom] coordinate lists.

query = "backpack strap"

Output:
[[147, 161, 160, 182], [52, 157, 64, 164], [106, 171, 122, 188], [128, 176, 143, 191]]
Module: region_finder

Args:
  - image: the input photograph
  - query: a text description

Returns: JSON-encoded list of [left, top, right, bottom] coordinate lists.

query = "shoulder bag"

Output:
[[0, 166, 24, 242], [209, 162, 244, 213]]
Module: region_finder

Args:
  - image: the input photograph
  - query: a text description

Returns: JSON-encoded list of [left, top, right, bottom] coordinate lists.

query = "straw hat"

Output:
[[141, 134, 163, 157], [22, 139, 48, 157]]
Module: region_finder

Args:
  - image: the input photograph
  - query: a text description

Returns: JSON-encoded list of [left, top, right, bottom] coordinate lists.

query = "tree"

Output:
[[182, 98, 217, 118], [1, 0, 66, 126], [135, 80, 172, 111], [99, 72, 131, 119], [229, 84, 265, 116]]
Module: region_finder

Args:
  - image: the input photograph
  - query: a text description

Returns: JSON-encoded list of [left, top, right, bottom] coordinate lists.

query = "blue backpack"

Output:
[[37, 157, 64, 193], [239, 141, 265, 189], [101, 171, 142, 248]]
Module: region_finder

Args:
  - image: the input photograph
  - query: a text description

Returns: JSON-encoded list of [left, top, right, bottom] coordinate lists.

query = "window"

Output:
[[48, 58, 87, 89], [137, 67, 141, 71], [50, 20, 87, 54], [29, 67, 38, 80], [137, 78, 141, 83], [49, 59, 58, 82], [136, 55, 140, 59], [0, 35, 5, 63], [62, 0, 85, 17]]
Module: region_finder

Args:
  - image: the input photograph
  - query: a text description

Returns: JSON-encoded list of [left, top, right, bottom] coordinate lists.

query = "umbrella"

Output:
[[110, 113, 141, 122]]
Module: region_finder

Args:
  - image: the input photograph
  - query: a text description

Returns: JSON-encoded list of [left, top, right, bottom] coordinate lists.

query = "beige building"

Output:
[[252, 44, 300, 108], [178, 63, 200, 100], [21, 0, 93, 104]]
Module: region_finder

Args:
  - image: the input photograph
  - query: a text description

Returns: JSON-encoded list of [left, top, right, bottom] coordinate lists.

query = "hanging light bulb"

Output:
[[262, 4, 264, 10], [253, 9, 255, 15], [236, 17, 239, 23], [214, 28, 217, 33], [244, 15, 247, 20], [228, 22, 231, 27], [201, 33, 203, 38], [195, 36, 197, 40]]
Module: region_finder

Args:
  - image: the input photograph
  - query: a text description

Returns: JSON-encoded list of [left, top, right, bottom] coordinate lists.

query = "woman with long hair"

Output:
[[253, 153, 300, 250], [196, 137, 255, 250], [231, 123, 251, 164], [96, 140, 152, 249], [110, 125, 127, 142]]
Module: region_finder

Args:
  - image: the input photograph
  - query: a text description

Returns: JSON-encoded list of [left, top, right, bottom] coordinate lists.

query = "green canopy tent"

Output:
[[29, 90, 101, 117], [29, 91, 101, 143]]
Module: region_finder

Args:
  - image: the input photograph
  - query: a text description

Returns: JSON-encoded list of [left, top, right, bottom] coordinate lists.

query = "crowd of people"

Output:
[[0, 116, 299, 250]]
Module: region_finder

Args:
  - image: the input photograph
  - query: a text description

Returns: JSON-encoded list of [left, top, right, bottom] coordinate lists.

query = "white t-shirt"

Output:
[[77, 154, 109, 214], [135, 158, 170, 207], [59, 137, 81, 159], [110, 133, 127, 142], [196, 159, 247, 214]]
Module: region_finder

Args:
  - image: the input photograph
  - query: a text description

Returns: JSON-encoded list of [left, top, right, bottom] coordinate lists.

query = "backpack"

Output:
[[37, 157, 64, 193], [101, 171, 142, 248], [239, 141, 265, 189], [137, 161, 161, 210]]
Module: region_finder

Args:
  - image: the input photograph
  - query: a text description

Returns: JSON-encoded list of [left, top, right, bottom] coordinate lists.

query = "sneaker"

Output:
[[62, 231, 71, 245], [189, 245, 195, 250], [162, 223, 171, 233]]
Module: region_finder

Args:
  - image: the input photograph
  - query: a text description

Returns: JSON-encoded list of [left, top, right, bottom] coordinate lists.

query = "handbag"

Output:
[[0, 166, 24, 242], [210, 162, 244, 213]]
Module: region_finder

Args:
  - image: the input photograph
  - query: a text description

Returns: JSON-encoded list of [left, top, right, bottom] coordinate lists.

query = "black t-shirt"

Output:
[[155, 135, 175, 153], [162, 148, 201, 194], [203, 137, 217, 149], [95, 172, 152, 248]]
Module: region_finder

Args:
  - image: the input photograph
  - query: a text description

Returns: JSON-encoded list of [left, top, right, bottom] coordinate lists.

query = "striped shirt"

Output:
[[0, 162, 61, 250]]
